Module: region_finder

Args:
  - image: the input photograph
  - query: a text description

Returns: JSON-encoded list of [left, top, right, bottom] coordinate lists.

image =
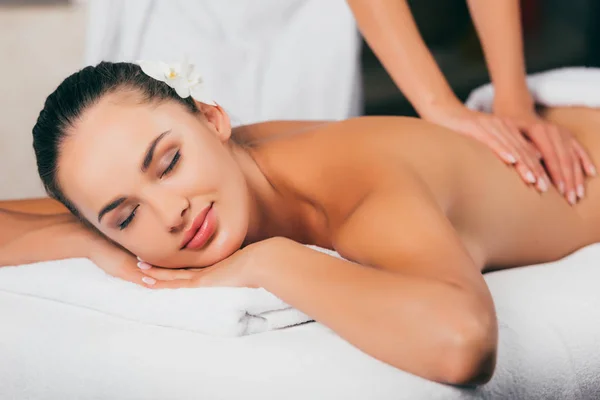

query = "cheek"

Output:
[[179, 142, 235, 191]]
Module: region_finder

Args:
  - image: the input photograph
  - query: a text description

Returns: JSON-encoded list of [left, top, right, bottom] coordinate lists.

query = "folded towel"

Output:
[[0, 258, 312, 337], [465, 67, 600, 111]]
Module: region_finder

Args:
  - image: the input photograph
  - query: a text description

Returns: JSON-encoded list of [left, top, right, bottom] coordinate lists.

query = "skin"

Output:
[[347, 0, 596, 200], [57, 96, 600, 271], [3, 96, 600, 385]]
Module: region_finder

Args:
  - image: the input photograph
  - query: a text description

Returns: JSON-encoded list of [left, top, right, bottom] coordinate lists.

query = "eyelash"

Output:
[[160, 150, 180, 178], [118, 150, 181, 231], [119, 205, 139, 230]]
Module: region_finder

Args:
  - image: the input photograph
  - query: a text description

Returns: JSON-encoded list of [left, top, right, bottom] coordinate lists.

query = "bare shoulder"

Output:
[[233, 120, 332, 145], [249, 117, 424, 217], [251, 116, 477, 227]]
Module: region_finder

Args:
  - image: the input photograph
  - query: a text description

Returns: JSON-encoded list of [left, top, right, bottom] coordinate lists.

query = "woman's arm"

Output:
[[0, 198, 151, 284], [0, 208, 91, 266], [0, 198, 90, 266], [0, 197, 68, 214], [257, 236, 496, 385], [145, 175, 497, 385], [260, 183, 496, 385]]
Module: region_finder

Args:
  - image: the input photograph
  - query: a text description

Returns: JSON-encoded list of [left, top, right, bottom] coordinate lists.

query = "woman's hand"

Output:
[[87, 236, 154, 284], [493, 99, 597, 205], [86, 235, 186, 285], [135, 240, 269, 289], [426, 102, 551, 192]]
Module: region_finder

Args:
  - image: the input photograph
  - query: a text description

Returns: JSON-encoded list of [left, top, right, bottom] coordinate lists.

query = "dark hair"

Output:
[[32, 61, 199, 219]]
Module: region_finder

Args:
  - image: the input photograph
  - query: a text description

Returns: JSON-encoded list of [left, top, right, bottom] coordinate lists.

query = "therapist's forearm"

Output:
[[466, 0, 531, 107], [347, 0, 460, 118]]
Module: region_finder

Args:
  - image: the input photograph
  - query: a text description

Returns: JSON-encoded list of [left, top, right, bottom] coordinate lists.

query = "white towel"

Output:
[[0, 258, 312, 337], [465, 67, 600, 111]]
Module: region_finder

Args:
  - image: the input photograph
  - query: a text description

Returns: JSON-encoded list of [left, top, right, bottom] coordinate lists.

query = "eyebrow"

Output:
[[142, 130, 171, 172], [98, 197, 126, 223], [97, 129, 171, 223]]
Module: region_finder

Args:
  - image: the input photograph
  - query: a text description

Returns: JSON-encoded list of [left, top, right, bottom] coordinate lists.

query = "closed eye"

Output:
[[118, 205, 139, 230], [160, 150, 180, 178], [116, 150, 180, 231]]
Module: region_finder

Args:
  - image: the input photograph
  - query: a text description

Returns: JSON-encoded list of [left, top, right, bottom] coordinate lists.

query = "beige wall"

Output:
[[0, 4, 86, 200]]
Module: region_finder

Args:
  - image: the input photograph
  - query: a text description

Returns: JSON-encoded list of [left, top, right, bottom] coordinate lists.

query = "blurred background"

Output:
[[1, 0, 599, 200]]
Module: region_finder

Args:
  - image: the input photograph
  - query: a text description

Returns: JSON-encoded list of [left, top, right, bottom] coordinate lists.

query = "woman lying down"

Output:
[[2, 62, 600, 386]]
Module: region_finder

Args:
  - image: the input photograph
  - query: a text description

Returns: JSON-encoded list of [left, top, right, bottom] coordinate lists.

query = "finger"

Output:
[[573, 150, 585, 201], [490, 119, 541, 186], [527, 124, 565, 194], [504, 119, 543, 161], [513, 162, 537, 186], [116, 269, 151, 286], [143, 277, 197, 289], [474, 119, 518, 165], [550, 127, 577, 203], [572, 140, 598, 177], [138, 264, 197, 281], [467, 118, 517, 164]]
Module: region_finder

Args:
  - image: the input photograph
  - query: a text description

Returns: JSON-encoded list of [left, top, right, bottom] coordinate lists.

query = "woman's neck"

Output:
[[229, 120, 336, 246], [229, 141, 299, 246]]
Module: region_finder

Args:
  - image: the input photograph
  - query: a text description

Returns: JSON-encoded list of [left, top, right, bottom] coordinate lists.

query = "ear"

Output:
[[194, 100, 232, 142]]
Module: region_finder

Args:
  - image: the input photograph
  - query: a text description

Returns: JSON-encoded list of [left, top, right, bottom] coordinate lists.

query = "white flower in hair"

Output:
[[136, 59, 216, 105]]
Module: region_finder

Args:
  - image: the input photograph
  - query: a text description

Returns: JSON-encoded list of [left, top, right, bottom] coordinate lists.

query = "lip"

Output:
[[180, 203, 216, 250]]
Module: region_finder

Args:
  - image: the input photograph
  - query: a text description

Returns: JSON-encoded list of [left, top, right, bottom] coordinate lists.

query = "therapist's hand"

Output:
[[425, 102, 551, 193], [494, 95, 597, 205]]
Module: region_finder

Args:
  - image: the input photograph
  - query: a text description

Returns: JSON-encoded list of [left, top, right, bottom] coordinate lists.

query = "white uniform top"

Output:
[[84, 0, 363, 124]]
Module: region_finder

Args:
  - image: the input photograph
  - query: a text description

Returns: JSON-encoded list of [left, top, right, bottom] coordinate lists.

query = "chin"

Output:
[[142, 223, 247, 269], [197, 225, 247, 266]]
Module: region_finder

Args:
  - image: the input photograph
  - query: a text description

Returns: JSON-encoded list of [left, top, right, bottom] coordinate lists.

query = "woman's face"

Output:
[[58, 93, 250, 268]]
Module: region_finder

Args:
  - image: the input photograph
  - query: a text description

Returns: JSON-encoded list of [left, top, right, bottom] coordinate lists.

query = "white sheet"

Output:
[[2, 244, 600, 399]]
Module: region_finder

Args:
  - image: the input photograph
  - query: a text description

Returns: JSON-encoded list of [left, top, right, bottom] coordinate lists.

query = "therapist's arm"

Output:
[[347, 0, 557, 196], [346, 0, 459, 118], [466, 0, 596, 203], [465, 0, 531, 114]]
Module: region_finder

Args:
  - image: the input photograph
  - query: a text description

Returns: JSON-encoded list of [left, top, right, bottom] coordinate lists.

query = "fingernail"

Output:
[[137, 262, 152, 270], [590, 166, 597, 176], [137, 256, 143, 262], [537, 178, 548, 192], [577, 184, 585, 199], [525, 171, 536, 183], [558, 182, 565, 194], [142, 277, 156, 285], [568, 191, 577, 205], [505, 153, 517, 164]]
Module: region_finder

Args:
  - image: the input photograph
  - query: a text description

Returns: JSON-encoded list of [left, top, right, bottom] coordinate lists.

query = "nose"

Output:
[[144, 188, 189, 232]]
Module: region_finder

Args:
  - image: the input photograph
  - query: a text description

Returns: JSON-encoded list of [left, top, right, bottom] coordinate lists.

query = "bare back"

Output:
[[242, 107, 600, 271]]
